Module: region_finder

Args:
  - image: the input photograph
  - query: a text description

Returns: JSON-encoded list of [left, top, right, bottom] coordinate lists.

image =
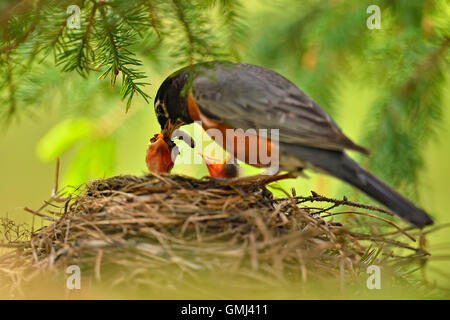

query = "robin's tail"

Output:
[[281, 143, 433, 227]]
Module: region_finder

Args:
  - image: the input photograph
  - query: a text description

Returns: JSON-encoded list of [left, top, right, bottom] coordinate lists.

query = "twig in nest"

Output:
[[51, 158, 71, 203], [321, 210, 416, 242], [277, 190, 393, 215]]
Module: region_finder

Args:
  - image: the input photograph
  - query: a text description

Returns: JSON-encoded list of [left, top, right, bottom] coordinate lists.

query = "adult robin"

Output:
[[152, 61, 433, 227]]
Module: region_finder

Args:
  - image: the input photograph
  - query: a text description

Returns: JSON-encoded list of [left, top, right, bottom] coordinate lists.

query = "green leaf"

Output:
[[36, 118, 94, 161], [63, 138, 116, 186]]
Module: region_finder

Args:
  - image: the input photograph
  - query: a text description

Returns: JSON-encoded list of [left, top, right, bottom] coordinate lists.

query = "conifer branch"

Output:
[[170, 0, 195, 66], [98, 4, 150, 111], [0, 0, 43, 54], [144, 0, 162, 41], [4, 53, 17, 120], [361, 36, 449, 198], [56, 1, 97, 76]]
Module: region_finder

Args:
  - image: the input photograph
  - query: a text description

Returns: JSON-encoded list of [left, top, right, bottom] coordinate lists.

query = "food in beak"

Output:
[[201, 154, 239, 178], [146, 133, 178, 174]]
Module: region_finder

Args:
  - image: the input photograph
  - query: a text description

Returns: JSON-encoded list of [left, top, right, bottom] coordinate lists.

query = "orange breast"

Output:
[[188, 93, 276, 168]]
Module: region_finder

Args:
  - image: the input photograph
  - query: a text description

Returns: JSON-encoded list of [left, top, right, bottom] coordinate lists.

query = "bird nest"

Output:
[[0, 173, 432, 298]]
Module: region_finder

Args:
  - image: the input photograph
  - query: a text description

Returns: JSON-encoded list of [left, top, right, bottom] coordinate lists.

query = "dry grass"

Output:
[[0, 173, 435, 298]]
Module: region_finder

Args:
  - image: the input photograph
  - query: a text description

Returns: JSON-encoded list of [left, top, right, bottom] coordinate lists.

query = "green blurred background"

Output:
[[0, 0, 449, 296]]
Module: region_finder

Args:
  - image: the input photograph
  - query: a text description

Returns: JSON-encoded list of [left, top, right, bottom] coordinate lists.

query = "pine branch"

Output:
[[97, 4, 150, 111], [143, 0, 162, 41], [138, 0, 163, 54], [32, 3, 71, 62], [0, 0, 241, 118], [170, 0, 195, 66], [168, 0, 221, 66], [401, 36, 450, 96], [109, 0, 151, 36], [3, 53, 17, 121], [0, 0, 43, 54], [215, 0, 246, 61], [56, 1, 98, 76], [361, 36, 449, 199]]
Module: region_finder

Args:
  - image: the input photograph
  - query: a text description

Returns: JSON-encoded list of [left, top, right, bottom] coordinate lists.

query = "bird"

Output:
[[201, 153, 240, 178], [152, 61, 433, 227], [145, 133, 240, 178], [146, 133, 178, 174]]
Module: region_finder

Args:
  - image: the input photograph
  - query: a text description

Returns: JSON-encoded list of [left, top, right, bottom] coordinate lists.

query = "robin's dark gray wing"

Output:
[[191, 62, 368, 154]]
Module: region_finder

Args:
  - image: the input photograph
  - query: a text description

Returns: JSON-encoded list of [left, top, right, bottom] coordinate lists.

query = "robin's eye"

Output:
[[156, 104, 164, 115]]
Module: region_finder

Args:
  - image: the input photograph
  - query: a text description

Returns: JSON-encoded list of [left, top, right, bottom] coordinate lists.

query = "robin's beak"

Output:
[[146, 133, 178, 174], [201, 154, 239, 179], [162, 119, 178, 139]]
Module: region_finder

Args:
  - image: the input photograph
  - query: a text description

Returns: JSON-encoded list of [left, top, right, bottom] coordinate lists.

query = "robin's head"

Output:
[[154, 70, 193, 137]]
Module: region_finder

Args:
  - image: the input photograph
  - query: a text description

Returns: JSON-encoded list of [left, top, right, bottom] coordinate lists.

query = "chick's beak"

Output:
[[201, 154, 239, 179], [146, 133, 178, 174]]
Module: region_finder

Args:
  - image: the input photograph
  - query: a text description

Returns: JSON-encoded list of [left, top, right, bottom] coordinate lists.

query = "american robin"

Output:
[[201, 153, 240, 178], [153, 61, 433, 227], [146, 133, 178, 174]]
